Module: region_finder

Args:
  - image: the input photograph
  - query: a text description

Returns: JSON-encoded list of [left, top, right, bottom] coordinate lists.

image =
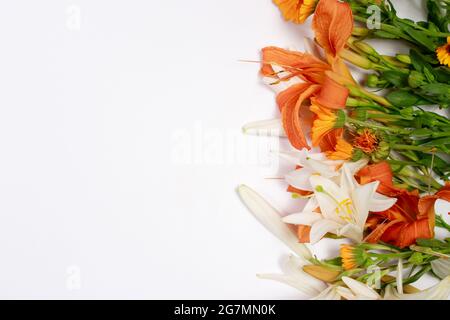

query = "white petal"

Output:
[[282, 212, 322, 226], [342, 277, 381, 300], [345, 158, 369, 175], [351, 181, 378, 229], [285, 169, 314, 192], [336, 286, 357, 300], [390, 276, 450, 300], [311, 286, 341, 300], [309, 219, 341, 244], [242, 119, 286, 137], [303, 197, 319, 212], [278, 150, 303, 165], [340, 163, 359, 193], [284, 255, 327, 292], [338, 224, 363, 243], [369, 192, 397, 212], [257, 274, 321, 297], [237, 185, 312, 259], [431, 258, 450, 280]]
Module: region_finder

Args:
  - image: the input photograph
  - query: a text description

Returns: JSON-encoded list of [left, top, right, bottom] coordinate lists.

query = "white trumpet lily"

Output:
[[283, 163, 397, 243], [281, 148, 367, 192]]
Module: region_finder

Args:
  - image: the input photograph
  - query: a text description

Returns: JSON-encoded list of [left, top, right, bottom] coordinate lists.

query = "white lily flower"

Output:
[[384, 276, 450, 300], [283, 163, 397, 244], [237, 185, 312, 259], [281, 149, 368, 193], [242, 118, 286, 137]]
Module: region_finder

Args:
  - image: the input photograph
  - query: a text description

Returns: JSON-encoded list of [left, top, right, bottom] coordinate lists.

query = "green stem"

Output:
[[392, 144, 435, 152], [348, 118, 409, 134]]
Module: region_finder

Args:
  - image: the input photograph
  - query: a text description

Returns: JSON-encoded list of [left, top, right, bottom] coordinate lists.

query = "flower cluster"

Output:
[[239, 0, 450, 300]]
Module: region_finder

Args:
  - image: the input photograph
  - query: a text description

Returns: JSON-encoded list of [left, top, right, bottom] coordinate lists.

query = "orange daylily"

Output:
[[273, 0, 319, 24], [357, 162, 450, 248], [312, 0, 353, 57], [261, 46, 350, 150], [261, 46, 330, 85]]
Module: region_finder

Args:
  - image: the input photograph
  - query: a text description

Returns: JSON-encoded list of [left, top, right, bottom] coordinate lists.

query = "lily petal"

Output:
[[369, 192, 397, 212], [237, 185, 312, 259], [242, 119, 286, 137], [351, 181, 379, 229], [257, 273, 321, 297], [341, 277, 381, 300], [338, 223, 363, 243], [309, 219, 341, 244], [285, 168, 315, 192], [283, 212, 322, 226], [431, 258, 450, 280]]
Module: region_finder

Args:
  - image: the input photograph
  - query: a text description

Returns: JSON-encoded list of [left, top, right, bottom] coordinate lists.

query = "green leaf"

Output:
[[404, 27, 438, 51], [381, 70, 409, 87], [416, 238, 449, 249], [386, 90, 432, 107], [372, 30, 400, 39]]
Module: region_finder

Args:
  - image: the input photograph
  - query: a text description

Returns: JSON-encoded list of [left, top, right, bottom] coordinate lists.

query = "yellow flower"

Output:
[[436, 37, 450, 67], [340, 244, 365, 271], [273, 0, 318, 24], [326, 138, 353, 160]]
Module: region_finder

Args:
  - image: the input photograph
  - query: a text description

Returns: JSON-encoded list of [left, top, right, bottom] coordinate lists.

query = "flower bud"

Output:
[[396, 54, 412, 64], [366, 74, 381, 88], [408, 71, 426, 88]]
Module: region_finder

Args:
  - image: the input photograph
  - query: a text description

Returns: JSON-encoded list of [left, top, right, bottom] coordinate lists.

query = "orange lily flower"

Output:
[[261, 46, 330, 85], [273, 0, 319, 24], [312, 0, 353, 57], [357, 162, 450, 248], [261, 47, 349, 150]]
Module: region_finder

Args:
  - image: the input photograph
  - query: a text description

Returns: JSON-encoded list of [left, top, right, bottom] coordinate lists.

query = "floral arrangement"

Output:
[[238, 0, 450, 300]]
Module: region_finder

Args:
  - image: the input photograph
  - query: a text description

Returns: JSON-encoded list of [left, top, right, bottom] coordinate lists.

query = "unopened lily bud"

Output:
[[354, 41, 378, 56], [396, 54, 412, 64], [302, 265, 340, 283]]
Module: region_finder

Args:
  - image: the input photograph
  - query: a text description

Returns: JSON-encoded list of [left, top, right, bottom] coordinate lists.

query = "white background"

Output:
[[0, 0, 443, 299]]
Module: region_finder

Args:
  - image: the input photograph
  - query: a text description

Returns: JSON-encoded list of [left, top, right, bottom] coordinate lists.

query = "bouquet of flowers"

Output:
[[238, 0, 450, 300]]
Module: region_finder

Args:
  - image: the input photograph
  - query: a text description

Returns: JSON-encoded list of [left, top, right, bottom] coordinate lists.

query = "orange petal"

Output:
[[365, 219, 403, 244], [297, 225, 311, 243], [313, 76, 349, 109], [320, 128, 343, 153], [356, 161, 394, 194], [312, 0, 353, 57], [261, 46, 330, 83], [281, 84, 321, 149], [287, 185, 313, 196], [276, 82, 311, 112]]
